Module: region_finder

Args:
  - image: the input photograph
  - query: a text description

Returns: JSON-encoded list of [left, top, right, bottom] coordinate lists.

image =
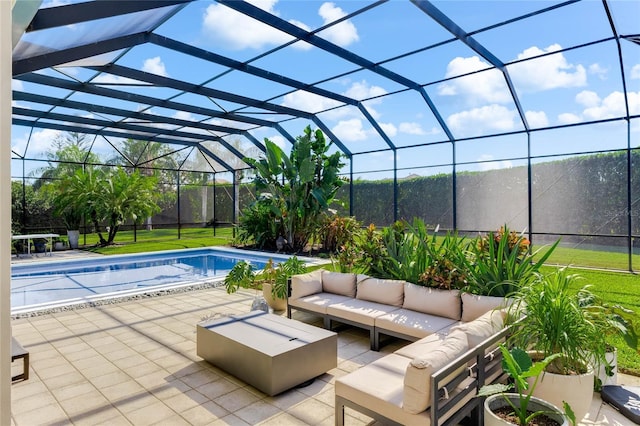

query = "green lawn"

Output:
[[72, 228, 640, 375]]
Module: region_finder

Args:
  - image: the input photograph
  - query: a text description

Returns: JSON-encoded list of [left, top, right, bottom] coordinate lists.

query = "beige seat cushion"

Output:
[[403, 284, 462, 320], [403, 330, 469, 414], [461, 293, 511, 322], [290, 270, 323, 300], [288, 293, 353, 315], [450, 309, 506, 348], [356, 277, 405, 307], [326, 299, 400, 326], [375, 308, 458, 340], [394, 333, 445, 359], [336, 354, 431, 426], [322, 271, 357, 297]]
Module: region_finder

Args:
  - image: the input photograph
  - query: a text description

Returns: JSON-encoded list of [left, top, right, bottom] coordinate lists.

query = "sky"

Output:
[[10, 0, 640, 179]]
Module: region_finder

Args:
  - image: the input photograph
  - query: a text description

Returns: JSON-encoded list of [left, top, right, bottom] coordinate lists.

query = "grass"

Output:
[[70, 228, 640, 375]]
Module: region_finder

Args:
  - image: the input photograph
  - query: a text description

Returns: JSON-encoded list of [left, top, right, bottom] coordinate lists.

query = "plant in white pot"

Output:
[[260, 257, 307, 311], [480, 345, 575, 426], [507, 268, 609, 422]]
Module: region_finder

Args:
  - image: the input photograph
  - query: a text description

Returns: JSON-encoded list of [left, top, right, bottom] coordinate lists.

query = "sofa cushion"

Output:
[[290, 270, 323, 300], [375, 309, 459, 340], [336, 354, 433, 425], [356, 277, 405, 307], [326, 299, 400, 326], [450, 309, 506, 348], [288, 293, 353, 315], [402, 283, 462, 320], [322, 271, 357, 297], [394, 333, 445, 359], [461, 293, 510, 322], [403, 330, 469, 414]]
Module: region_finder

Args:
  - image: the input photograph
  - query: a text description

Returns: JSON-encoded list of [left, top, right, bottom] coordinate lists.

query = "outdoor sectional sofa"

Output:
[[287, 269, 511, 425], [287, 269, 508, 351]]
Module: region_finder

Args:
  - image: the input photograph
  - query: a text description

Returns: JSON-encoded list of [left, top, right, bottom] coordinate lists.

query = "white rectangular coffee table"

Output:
[[197, 311, 337, 396]]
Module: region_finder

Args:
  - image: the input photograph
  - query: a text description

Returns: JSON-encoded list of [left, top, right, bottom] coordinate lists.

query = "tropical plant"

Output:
[[316, 214, 361, 253], [244, 126, 345, 252], [235, 194, 282, 249], [479, 346, 575, 426], [418, 231, 470, 289], [53, 167, 161, 246], [508, 268, 608, 376], [224, 260, 259, 294], [224, 257, 307, 300], [464, 225, 559, 297]]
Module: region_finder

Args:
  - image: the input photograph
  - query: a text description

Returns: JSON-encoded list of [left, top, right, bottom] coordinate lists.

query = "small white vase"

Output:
[[67, 230, 80, 249]]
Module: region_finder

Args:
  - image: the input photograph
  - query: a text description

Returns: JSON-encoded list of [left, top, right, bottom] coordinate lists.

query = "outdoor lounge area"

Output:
[[8, 280, 640, 425], [3, 0, 640, 424]]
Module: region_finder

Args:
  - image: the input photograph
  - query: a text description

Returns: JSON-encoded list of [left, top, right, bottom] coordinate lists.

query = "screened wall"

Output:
[[10, 0, 640, 270]]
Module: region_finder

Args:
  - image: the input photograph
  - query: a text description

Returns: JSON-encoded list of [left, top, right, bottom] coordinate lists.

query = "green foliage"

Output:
[[418, 231, 470, 290], [464, 225, 558, 297], [479, 346, 575, 426], [52, 167, 161, 246], [508, 268, 608, 375], [235, 195, 281, 249], [244, 126, 345, 252], [224, 257, 307, 300]]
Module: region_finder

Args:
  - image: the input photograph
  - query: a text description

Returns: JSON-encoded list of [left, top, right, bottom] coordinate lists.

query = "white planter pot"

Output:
[[528, 368, 594, 423], [484, 393, 568, 426], [262, 283, 287, 312], [67, 230, 80, 249]]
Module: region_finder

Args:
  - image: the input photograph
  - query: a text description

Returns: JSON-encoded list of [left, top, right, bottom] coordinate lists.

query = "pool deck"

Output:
[[9, 251, 640, 425]]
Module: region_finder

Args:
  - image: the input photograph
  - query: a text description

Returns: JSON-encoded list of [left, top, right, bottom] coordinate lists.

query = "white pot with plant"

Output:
[[480, 345, 574, 426], [507, 268, 608, 422]]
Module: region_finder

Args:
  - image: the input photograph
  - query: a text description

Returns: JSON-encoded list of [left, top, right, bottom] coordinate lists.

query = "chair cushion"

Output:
[[450, 309, 505, 348], [403, 283, 462, 320], [601, 385, 640, 425], [288, 293, 353, 315], [322, 271, 357, 297], [326, 299, 400, 326], [394, 333, 445, 359], [404, 331, 469, 414], [461, 293, 510, 322], [290, 270, 323, 300], [356, 277, 405, 307], [375, 308, 459, 340]]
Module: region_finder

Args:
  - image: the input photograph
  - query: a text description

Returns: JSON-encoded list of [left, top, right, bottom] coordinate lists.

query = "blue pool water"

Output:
[[11, 248, 291, 312]]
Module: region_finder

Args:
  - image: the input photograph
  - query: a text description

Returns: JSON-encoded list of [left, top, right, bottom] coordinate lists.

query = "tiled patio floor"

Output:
[[10, 286, 640, 425]]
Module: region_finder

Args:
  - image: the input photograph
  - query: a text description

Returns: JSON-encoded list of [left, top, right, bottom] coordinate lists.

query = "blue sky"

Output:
[[11, 0, 640, 179]]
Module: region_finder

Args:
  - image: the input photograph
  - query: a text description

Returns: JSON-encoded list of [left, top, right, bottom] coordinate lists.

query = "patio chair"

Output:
[[11, 336, 29, 382]]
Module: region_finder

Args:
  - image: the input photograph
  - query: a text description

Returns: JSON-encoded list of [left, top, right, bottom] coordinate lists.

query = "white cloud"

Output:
[[173, 111, 196, 122], [399, 122, 426, 135], [509, 44, 587, 91], [477, 154, 513, 171], [447, 105, 517, 136], [281, 90, 342, 113], [142, 57, 168, 77], [438, 56, 510, 105], [631, 64, 640, 80], [12, 80, 24, 91], [557, 113, 582, 125], [317, 2, 359, 47], [93, 74, 148, 85], [583, 91, 640, 120], [344, 80, 387, 100], [332, 119, 367, 142], [588, 63, 608, 80], [11, 128, 61, 157], [525, 110, 549, 128], [379, 122, 397, 137], [576, 90, 601, 108], [202, 0, 311, 50], [266, 134, 287, 149]]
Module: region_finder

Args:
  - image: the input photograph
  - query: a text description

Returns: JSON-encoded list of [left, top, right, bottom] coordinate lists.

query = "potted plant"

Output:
[[479, 345, 575, 426], [507, 268, 607, 421], [225, 257, 307, 312]]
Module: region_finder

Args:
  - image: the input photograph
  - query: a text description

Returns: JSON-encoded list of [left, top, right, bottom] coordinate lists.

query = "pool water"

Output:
[[11, 248, 291, 312]]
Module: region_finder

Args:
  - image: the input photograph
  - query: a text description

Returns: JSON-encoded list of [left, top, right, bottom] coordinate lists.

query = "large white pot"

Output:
[[67, 230, 80, 249], [528, 368, 594, 423], [484, 393, 568, 426], [262, 283, 287, 311]]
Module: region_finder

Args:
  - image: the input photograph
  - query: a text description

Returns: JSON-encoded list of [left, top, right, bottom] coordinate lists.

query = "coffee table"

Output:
[[196, 311, 337, 395]]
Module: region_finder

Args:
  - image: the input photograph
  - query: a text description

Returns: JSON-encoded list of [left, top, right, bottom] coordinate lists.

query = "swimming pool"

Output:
[[11, 247, 296, 313]]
